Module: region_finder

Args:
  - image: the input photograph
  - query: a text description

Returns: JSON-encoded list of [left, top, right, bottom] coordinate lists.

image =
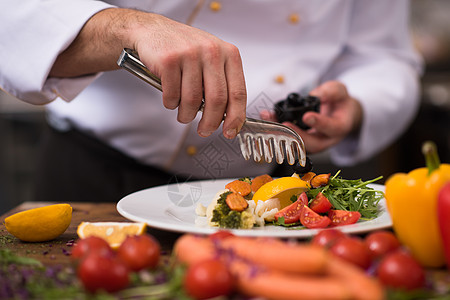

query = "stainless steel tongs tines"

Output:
[[117, 48, 307, 167]]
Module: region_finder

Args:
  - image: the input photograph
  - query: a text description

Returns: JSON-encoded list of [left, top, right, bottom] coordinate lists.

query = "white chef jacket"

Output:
[[0, 0, 422, 179]]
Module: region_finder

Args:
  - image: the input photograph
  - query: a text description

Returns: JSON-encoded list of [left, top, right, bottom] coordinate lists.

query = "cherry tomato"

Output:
[[209, 230, 235, 241], [309, 192, 333, 213], [78, 252, 130, 293], [274, 198, 304, 224], [328, 210, 361, 226], [71, 236, 113, 260], [300, 206, 331, 229], [297, 192, 309, 206], [117, 234, 161, 271], [311, 229, 346, 248], [365, 230, 400, 260], [330, 237, 372, 269], [377, 250, 425, 291], [184, 259, 234, 300]]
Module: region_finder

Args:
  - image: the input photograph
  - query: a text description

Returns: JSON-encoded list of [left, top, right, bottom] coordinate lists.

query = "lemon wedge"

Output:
[[77, 222, 147, 249], [4, 204, 72, 242], [252, 177, 308, 208]]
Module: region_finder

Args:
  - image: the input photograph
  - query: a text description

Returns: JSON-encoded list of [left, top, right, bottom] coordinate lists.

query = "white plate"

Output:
[[117, 178, 392, 238]]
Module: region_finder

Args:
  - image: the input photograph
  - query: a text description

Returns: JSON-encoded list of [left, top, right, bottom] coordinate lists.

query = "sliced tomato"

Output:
[[309, 192, 332, 213], [297, 192, 309, 206], [328, 210, 361, 226], [300, 206, 331, 229], [274, 199, 304, 224]]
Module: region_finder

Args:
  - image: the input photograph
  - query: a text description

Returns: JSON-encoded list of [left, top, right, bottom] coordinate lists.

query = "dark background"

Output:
[[1, 0, 449, 215]]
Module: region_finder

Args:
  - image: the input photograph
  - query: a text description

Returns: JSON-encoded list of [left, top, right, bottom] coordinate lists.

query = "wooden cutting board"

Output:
[[0, 202, 180, 266]]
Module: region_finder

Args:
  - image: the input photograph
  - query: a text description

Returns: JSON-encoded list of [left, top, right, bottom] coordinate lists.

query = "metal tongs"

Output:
[[117, 48, 307, 167]]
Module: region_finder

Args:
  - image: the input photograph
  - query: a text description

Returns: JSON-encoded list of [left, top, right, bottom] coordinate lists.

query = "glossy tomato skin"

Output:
[[71, 236, 113, 260], [311, 229, 346, 248], [300, 206, 331, 229], [297, 192, 309, 206], [274, 199, 304, 224], [365, 230, 400, 260], [209, 230, 235, 241], [328, 210, 361, 226], [117, 234, 161, 272], [309, 192, 332, 213], [377, 250, 425, 291], [78, 252, 130, 293], [184, 259, 234, 300], [330, 237, 372, 269]]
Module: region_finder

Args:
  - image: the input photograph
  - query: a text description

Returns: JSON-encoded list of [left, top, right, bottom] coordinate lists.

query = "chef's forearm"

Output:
[[49, 8, 139, 78]]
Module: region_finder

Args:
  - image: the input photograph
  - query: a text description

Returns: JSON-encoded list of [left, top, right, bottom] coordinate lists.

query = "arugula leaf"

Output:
[[306, 171, 384, 219]]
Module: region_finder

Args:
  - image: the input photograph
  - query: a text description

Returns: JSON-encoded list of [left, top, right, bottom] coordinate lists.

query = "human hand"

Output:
[[128, 11, 247, 139], [260, 81, 362, 153]]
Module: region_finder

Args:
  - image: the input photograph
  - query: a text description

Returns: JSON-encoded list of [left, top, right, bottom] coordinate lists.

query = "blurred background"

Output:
[[1, 0, 450, 215]]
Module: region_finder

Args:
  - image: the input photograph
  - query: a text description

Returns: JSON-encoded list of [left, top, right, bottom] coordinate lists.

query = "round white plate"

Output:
[[117, 178, 392, 238]]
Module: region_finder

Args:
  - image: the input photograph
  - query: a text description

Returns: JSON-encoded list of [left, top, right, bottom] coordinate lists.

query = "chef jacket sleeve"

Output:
[[0, 0, 114, 105], [322, 0, 424, 166]]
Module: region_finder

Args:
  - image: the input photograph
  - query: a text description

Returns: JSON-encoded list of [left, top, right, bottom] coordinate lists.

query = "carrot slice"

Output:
[[225, 192, 249, 212], [251, 174, 273, 193], [225, 180, 252, 196]]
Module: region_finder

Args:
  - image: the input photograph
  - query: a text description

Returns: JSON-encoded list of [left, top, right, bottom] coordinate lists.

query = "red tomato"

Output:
[[117, 234, 161, 271], [71, 236, 113, 260], [311, 229, 346, 248], [309, 192, 332, 213], [377, 250, 425, 290], [78, 252, 130, 293], [184, 259, 234, 300], [274, 198, 304, 224], [297, 192, 309, 206], [328, 210, 361, 226], [364, 230, 400, 260], [300, 206, 331, 229], [438, 182, 450, 269], [209, 230, 235, 241], [330, 237, 372, 269]]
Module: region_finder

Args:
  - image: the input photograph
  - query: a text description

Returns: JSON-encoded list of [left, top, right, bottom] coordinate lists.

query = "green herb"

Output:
[[0, 248, 42, 266], [211, 191, 245, 229], [238, 177, 252, 184], [273, 217, 304, 228], [306, 171, 384, 219]]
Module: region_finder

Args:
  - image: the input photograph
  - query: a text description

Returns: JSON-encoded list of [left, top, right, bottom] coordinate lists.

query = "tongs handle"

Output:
[[117, 48, 208, 112], [117, 48, 163, 92]]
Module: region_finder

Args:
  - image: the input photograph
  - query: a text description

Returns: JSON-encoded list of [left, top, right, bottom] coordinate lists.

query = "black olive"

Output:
[[292, 156, 313, 174]]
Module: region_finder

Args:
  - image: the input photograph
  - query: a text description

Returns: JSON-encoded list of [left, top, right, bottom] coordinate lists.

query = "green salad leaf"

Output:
[[306, 171, 384, 219]]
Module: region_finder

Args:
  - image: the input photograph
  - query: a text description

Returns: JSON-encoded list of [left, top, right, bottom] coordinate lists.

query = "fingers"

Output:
[[221, 45, 246, 139]]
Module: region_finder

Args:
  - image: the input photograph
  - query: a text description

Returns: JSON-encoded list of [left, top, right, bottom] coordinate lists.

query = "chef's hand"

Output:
[[261, 81, 362, 153], [49, 8, 247, 139]]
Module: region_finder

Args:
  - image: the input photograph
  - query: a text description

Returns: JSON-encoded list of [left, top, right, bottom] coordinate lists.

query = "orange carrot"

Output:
[[220, 236, 328, 275], [251, 174, 273, 192], [326, 257, 385, 300], [225, 192, 249, 212], [225, 180, 252, 196], [174, 234, 385, 300], [230, 259, 350, 300], [175, 235, 351, 300]]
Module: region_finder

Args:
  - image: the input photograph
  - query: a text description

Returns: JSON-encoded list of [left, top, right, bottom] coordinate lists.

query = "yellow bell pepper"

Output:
[[385, 141, 450, 268]]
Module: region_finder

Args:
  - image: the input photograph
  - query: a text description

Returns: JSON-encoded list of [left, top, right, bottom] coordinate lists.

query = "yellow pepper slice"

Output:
[[385, 141, 450, 268]]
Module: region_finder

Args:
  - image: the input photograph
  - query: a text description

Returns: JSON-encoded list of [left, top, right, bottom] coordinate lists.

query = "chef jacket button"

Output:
[[275, 75, 285, 84], [288, 13, 300, 24], [209, 1, 222, 12], [186, 145, 198, 156]]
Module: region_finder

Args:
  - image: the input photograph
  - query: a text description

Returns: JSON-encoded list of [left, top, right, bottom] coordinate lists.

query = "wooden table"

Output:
[[0, 201, 182, 266]]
